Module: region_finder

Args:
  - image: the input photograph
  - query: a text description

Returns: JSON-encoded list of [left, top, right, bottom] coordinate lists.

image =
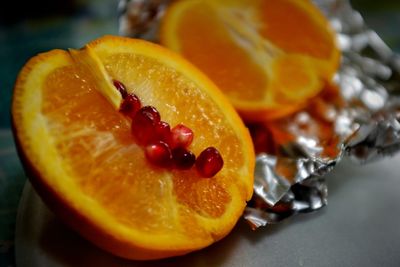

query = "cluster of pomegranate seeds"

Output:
[[114, 80, 224, 177]]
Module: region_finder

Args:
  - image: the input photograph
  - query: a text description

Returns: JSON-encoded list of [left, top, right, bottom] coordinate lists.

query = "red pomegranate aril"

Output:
[[196, 147, 224, 178], [131, 106, 160, 145], [113, 80, 128, 99], [145, 141, 173, 167], [172, 147, 196, 170], [140, 106, 161, 123], [171, 124, 194, 148], [120, 94, 142, 118], [155, 121, 172, 144]]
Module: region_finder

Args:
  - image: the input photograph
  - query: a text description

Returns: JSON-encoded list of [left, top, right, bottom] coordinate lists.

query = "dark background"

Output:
[[0, 0, 119, 129]]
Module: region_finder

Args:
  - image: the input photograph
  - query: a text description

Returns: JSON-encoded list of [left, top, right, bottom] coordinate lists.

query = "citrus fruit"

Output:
[[12, 35, 255, 260], [160, 0, 340, 121]]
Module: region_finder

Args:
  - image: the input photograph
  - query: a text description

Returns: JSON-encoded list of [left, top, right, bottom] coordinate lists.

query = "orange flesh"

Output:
[[176, 3, 268, 102], [258, 0, 333, 60], [41, 55, 244, 235], [271, 56, 320, 104]]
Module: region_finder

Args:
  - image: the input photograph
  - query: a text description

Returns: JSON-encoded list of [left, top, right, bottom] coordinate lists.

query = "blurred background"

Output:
[[0, 0, 399, 266], [0, 0, 119, 129]]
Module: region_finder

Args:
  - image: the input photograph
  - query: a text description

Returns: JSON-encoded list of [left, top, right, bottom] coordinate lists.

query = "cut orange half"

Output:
[[160, 0, 340, 121], [12, 36, 255, 260]]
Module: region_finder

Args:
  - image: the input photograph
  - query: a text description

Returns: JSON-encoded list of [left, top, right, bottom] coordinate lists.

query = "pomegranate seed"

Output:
[[113, 80, 128, 99], [131, 106, 161, 145], [171, 124, 194, 148], [196, 147, 224, 178], [140, 106, 161, 123], [172, 147, 196, 169], [120, 94, 142, 118], [154, 121, 172, 144], [145, 141, 172, 167]]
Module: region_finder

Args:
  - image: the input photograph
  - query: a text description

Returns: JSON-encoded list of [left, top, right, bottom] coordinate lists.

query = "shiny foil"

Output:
[[118, 0, 400, 229]]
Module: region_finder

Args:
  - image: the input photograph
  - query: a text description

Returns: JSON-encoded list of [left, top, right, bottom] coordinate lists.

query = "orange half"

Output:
[[12, 36, 255, 260], [160, 0, 340, 121]]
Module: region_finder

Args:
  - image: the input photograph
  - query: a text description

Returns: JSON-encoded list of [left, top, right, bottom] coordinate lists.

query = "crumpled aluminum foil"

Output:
[[118, 0, 400, 229]]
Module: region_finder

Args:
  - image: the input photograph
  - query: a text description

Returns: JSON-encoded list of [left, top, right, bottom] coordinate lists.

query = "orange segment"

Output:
[[169, 2, 269, 103], [12, 36, 254, 260], [257, 0, 340, 79], [270, 55, 323, 104], [160, 0, 340, 121], [258, 0, 336, 61]]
